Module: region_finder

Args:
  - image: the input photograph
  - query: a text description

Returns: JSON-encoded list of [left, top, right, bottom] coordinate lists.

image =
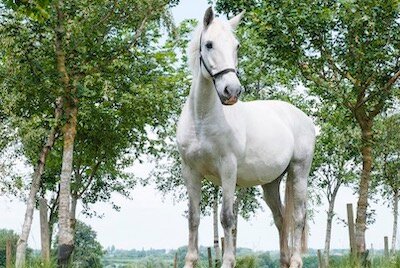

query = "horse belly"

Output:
[[236, 127, 294, 187], [236, 160, 289, 187]]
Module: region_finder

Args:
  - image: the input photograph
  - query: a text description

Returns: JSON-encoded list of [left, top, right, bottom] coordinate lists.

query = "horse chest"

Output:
[[178, 125, 234, 175], [181, 135, 221, 165]]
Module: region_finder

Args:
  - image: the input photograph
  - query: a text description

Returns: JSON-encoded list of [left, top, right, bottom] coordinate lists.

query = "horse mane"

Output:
[[187, 25, 202, 75]]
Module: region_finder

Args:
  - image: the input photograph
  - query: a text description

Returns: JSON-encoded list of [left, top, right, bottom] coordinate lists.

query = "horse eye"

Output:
[[237, 44, 240, 50], [205, 42, 213, 49]]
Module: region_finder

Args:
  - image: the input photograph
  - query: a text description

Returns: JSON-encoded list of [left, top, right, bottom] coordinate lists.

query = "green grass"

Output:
[[23, 255, 57, 268], [14, 253, 400, 268], [329, 254, 400, 268]]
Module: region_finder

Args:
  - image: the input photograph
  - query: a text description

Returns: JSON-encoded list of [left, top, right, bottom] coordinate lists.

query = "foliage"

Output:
[[52, 221, 104, 267], [310, 102, 359, 208], [0, 229, 19, 267], [216, 0, 400, 108], [0, 0, 186, 214], [24, 255, 56, 268], [372, 113, 400, 207], [102, 247, 400, 268], [215, 0, 400, 252], [71, 221, 104, 268]]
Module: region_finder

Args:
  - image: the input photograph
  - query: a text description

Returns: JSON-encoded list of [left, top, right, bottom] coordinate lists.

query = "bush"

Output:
[[235, 255, 258, 268]]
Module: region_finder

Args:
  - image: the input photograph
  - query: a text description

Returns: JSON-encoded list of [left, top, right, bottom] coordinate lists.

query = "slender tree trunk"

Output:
[[39, 198, 50, 263], [212, 187, 221, 266], [324, 183, 340, 267], [391, 190, 399, 255], [15, 98, 62, 268], [57, 103, 77, 267], [355, 120, 373, 255], [55, 1, 78, 266]]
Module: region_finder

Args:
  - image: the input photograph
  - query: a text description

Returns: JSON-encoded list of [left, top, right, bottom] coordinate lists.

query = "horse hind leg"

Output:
[[285, 159, 312, 268], [182, 164, 202, 268], [262, 176, 290, 268]]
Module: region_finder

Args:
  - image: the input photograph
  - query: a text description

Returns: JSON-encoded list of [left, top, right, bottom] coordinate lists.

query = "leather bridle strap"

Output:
[[199, 32, 238, 84]]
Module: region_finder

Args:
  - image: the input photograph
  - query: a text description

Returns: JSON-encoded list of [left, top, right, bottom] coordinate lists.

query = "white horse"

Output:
[[176, 7, 315, 268]]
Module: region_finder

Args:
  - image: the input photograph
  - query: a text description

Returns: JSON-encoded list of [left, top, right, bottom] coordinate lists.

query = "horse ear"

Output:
[[203, 7, 214, 28], [229, 10, 245, 30]]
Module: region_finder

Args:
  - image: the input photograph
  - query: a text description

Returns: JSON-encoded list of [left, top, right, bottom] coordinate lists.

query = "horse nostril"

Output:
[[224, 87, 230, 96]]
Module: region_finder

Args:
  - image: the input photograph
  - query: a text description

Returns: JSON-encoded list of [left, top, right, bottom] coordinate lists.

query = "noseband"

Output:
[[199, 32, 239, 85]]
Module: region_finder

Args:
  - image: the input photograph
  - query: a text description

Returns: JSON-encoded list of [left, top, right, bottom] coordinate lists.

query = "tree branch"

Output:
[[368, 69, 400, 117], [77, 160, 102, 198], [93, 0, 118, 28]]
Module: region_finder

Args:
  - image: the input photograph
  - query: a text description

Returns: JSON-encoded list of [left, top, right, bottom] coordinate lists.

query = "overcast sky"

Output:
[[0, 0, 397, 252]]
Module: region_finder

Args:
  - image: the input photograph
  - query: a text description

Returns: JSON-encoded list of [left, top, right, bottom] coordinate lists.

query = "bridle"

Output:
[[199, 32, 239, 86]]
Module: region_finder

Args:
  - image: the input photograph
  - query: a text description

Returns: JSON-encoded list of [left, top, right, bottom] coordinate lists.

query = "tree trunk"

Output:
[[391, 190, 399, 255], [39, 198, 50, 263], [55, 1, 78, 266], [15, 98, 62, 268], [324, 183, 340, 267], [57, 103, 77, 267], [212, 187, 221, 267], [355, 121, 373, 255]]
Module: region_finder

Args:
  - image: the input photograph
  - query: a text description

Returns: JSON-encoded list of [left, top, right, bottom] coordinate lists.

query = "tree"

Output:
[[310, 104, 359, 265], [215, 0, 400, 255], [373, 113, 400, 254], [70, 221, 104, 268], [1, 0, 183, 266]]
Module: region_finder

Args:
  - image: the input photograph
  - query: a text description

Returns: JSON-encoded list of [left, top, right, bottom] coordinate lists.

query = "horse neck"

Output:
[[189, 71, 223, 123]]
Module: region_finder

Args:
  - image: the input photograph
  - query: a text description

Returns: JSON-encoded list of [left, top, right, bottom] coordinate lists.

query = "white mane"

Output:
[[187, 25, 202, 75]]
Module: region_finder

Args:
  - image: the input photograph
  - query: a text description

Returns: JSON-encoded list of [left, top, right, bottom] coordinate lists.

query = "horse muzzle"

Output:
[[223, 95, 238, 105]]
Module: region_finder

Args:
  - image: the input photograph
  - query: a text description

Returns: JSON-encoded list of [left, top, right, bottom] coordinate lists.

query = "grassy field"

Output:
[[101, 253, 400, 268]]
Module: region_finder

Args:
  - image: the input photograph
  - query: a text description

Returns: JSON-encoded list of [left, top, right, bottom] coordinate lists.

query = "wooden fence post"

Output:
[[39, 198, 50, 263], [384, 236, 389, 257], [347, 203, 356, 255], [317, 249, 324, 268], [6, 239, 12, 268], [207, 247, 212, 267]]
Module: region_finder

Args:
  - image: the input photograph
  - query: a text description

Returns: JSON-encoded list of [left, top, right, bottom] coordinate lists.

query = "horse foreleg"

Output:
[[183, 165, 202, 268], [220, 156, 237, 268], [287, 161, 310, 268], [262, 178, 290, 268]]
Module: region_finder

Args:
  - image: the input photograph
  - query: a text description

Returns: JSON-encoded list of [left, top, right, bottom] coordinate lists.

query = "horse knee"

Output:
[[220, 208, 234, 229]]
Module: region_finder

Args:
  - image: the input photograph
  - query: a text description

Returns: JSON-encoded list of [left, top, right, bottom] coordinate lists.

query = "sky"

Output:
[[0, 0, 397, 253]]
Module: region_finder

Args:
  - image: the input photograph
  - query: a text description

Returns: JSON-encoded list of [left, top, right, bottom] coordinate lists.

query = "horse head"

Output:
[[199, 7, 244, 105]]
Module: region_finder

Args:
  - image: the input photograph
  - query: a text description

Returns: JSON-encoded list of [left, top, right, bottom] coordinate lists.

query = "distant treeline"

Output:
[[102, 246, 392, 267]]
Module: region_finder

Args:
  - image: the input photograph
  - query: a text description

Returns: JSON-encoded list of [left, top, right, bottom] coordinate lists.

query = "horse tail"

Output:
[[283, 175, 308, 255]]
